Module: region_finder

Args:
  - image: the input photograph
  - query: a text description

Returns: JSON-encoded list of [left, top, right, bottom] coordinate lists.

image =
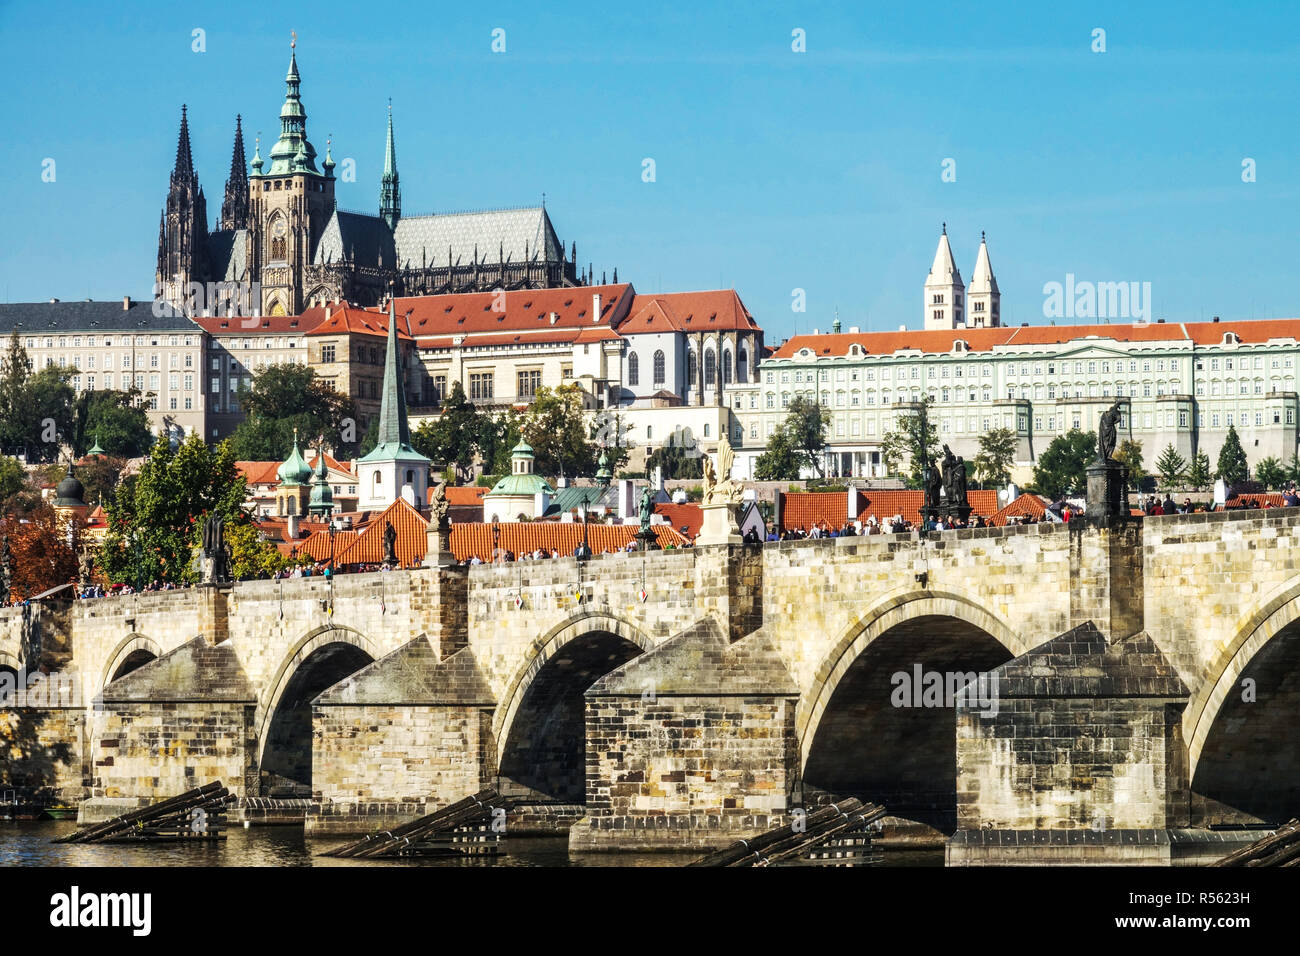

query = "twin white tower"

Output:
[[923, 225, 1000, 330]]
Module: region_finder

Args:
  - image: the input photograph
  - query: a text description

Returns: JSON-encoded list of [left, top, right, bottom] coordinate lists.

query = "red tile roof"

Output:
[[988, 493, 1049, 526], [238, 453, 357, 487], [322, 498, 689, 565], [772, 317, 1300, 359], [396, 284, 632, 339], [778, 489, 1001, 531], [436, 486, 487, 506], [621, 290, 759, 335], [306, 304, 414, 340], [654, 503, 702, 540]]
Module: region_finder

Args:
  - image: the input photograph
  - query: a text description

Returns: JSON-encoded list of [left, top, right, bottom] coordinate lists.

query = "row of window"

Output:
[[25, 335, 196, 349]]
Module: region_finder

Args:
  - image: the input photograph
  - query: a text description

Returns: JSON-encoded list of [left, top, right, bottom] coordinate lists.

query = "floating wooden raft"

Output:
[[688, 798, 887, 867], [320, 789, 513, 859], [1213, 819, 1300, 867], [54, 782, 230, 844]]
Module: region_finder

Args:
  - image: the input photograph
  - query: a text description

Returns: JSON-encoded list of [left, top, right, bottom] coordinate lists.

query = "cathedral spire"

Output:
[[267, 32, 318, 175], [380, 101, 400, 230], [923, 224, 965, 330], [967, 231, 1001, 328], [173, 104, 195, 180], [220, 114, 249, 231]]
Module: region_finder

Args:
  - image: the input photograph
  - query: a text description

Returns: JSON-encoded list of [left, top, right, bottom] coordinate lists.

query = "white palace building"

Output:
[[732, 229, 1300, 480]]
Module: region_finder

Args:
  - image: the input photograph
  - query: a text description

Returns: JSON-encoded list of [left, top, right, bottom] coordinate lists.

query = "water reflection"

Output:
[[0, 821, 943, 867]]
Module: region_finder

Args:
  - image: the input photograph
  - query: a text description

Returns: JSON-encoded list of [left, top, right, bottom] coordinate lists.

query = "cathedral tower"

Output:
[[923, 224, 965, 330], [247, 37, 336, 316], [967, 231, 1001, 328], [380, 104, 400, 230], [219, 114, 249, 231], [155, 105, 210, 312]]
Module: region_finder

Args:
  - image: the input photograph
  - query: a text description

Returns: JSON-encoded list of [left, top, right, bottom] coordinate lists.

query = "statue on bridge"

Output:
[[923, 459, 943, 514], [78, 545, 95, 589], [427, 480, 450, 536], [1098, 401, 1122, 461], [941, 445, 969, 509], [702, 443, 745, 506], [636, 485, 659, 550], [199, 515, 230, 584], [382, 521, 398, 566]]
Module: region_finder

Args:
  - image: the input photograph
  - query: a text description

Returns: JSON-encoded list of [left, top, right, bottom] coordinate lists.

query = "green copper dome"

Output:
[[277, 431, 312, 486], [308, 449, 334, 515]]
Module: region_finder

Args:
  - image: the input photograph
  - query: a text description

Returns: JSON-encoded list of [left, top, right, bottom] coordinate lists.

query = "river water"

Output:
[[0, 820, 943, 867]]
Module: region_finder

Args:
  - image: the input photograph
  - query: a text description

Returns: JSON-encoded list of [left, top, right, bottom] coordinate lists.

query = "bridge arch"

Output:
[[493, 607, 652, 802], [98, 634, 163, 692], [256, 624, 378, 794], [798, 588, 1023, 833], [1184, 581, 1300, 822]]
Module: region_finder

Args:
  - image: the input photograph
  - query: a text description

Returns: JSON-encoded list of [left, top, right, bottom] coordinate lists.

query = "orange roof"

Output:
[[86, 504, 107, 526], [1225, 492, 1286, 508], [654, 503, 702, 540], [326, 498, 690, 566], [988, 493, 1048, 526], [621, 290, 759, 335], [238, 453, 356, 487], [779, 489, 1001, 531], [396, 284, 632, 339], [417, 329, 583, 350], [291, 527, 358, 561], [772, 317, 1300, 360], [306, 304, 414, 340], [192, 310, 326, 335], [432, 485, 487, 506]]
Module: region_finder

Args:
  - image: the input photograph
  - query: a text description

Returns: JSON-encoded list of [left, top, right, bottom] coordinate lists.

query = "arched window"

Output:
[[653, 350, 665, 386], [628, 352, 639, 386], [738, 347, 748, 382], [687, 351, 698, 386], [705, 348, 716, 386], [722, 349, 733, 384]]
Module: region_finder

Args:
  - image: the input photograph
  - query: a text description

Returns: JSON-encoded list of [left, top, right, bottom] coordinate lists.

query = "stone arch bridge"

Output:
[[3, 508, 1298, 862]]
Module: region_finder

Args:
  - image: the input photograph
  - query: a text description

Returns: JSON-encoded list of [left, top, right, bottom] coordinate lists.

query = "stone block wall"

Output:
[[91, 701, 256, 799], [572, 693, 797, 851], [312, 704, 492, 809], [0, 706, 86, 800]]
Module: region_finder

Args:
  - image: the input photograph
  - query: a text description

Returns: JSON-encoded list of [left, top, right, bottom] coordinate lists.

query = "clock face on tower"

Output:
[[271, 218, 287, 239]]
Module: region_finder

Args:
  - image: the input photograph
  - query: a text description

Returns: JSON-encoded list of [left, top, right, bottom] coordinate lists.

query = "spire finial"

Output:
[[981, 229, 986, 241], [942, 221, 946, 235], [291, 29, 296, 49]]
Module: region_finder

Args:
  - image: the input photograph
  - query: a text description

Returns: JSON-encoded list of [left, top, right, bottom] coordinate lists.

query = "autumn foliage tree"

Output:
[[2, 505, 78, 600]]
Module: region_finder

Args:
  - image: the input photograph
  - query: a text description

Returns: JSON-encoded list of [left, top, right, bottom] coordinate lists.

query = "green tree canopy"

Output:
[[228, 364, 356, 461], [1255, 456, 1287, 490], [411, 381, 492, 482], [1114, 438, 1146, 486], [971, 427, 1017, 488], [1216, 425, 1250, 486], [520, 384, 597, 478], [1186, 451, 1213, 491], [73, 389, 152, 458], [0, 332, 76, 462], [754, 398, 830, 481], [648, 427, 705, 481], [98, 433, 249, 587], [880, 398, 940, 489], [754, 424, 803, 481], [1031, 429, 1095, 500], [1154, 444, 1188, 490]]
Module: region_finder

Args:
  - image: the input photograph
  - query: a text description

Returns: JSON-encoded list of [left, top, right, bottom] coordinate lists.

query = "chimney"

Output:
[[287, 513, 299, 540], [592, 293, 602, 324], [1213, 316, 1220, 323], [549, 311, 559, 325], [325, 305, 332, 320]]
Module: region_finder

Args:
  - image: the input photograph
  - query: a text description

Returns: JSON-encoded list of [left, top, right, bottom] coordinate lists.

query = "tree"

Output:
[[520, 384, 596, 478], [98, 433, 248, 587], [1216, 425, 1250, 486], [647, 427, 705, 481], [971, 427, 1016, 488], [411, 381, 488, 482], [753, 425, 803, 481], [478, 410, 524, 476], [880, 397, 940, 489], [0, 333, 76, 462], [784, 397, 831, 478], [1255, 456, 1287, 490], [1031, 429, 1095, 500], [224, 521, 291, 581], [2, 504, 78, 600], [1154, 444, 1188, 490], [0, 456, 26, 503], [1114, 438, 1146, 487], [228, 364, 356, 460], [590, 410, 634, 474], [1288, 449, 1300, 485], [1186, 451, 1212, 492], [73, 389, 152, 458]]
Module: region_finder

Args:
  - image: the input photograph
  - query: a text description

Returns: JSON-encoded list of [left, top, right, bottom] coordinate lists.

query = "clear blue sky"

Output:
[[3, 1, 1300, 340]]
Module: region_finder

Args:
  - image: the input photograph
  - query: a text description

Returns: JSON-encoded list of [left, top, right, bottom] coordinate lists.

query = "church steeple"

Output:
[[967, 231, 1001, 328], [219, 114, 249, 231], [157, 104, 209, 313], [266, 34, 319, 176], [380, 102, 400, 230], [923, 223, 965, 330]]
